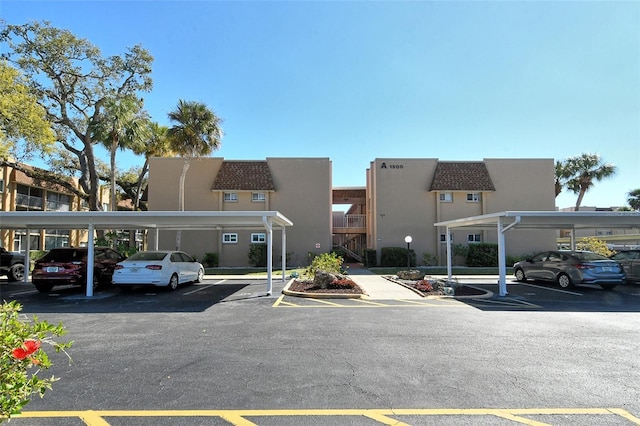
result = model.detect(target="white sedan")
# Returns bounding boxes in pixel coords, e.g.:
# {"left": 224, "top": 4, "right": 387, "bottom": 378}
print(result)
{"left": 113, "top": 251, "right": 204, "bottom": 290}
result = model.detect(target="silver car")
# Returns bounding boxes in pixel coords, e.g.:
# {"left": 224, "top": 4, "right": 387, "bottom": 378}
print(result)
{"left": 513, "top": 250, "right": 626, "bottom": 290}
{"left": 609, "top": 250, "right": 640, "bottom": 283}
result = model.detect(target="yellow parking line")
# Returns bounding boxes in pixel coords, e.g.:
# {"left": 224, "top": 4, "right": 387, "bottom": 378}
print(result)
{"left": 352, "top": 299, "right": 388, "bottom": 306}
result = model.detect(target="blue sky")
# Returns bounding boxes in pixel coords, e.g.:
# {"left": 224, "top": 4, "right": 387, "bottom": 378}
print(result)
{"left": 1, "top": 0, "right": 638, "bottom": 210}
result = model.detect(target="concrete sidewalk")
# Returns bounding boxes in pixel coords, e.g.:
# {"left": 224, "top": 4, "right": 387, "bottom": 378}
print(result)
{"left": 346, "top": 266, "right": 424, "bottom": 299}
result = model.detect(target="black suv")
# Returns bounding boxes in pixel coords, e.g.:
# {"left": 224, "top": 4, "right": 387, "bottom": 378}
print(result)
{"left": 31, "top": 247, "right": 125, "bottom": 293}
{"left": 0, "top": 247, "right": 26, "bottom": 282}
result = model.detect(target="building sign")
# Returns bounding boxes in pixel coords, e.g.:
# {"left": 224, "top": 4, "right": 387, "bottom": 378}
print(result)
{"left": 380, "top": 162, "right": 403, "bottom": 169}
{"left": 315, "top": 243, "right": 321, "bottom": 248}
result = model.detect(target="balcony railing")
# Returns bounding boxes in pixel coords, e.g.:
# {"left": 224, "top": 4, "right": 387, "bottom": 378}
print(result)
{"left": 333, "top": 214, "right": 366, "bottom": 229}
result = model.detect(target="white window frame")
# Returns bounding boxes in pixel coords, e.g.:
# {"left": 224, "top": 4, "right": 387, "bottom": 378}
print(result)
{"left": 439, "top": 192, "right": 453, "bottom": 203}
{"left": 440, "top": 233, "right": 453, "bottom": 243}
{"left": 466, "top": 193, "right": 481, "bottom": 202}
{"left": 467, "top": 234, "right": 482, "bottom": 243}
{"left": 251, "top": 233, "right": 266, "bottom": 243}
{"left": 224, "top": 192, "right": 238, "bottom": 202}
{"left": 252, "top": 192, "right": 266, "bottom": 202}
{"left": 222, "top": 233, "right": 238, "bottom": 244}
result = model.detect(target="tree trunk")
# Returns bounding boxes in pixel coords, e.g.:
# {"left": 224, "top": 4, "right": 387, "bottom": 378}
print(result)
{"left": 175, "top": 158, "right": 191, "bottom": 250}
{"left": 110, "top": 135, "right": 117, "bottom": 211}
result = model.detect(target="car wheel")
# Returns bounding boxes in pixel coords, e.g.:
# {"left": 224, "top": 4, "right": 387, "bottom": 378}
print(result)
{"left": 34, "top": 283, "right": 54, "bottom": 293}
{"left": 168, "top": 273, "right": 179, "bottom": 291}
{"left": 514, "top": 268, "right": 527, "bottom": 282}
{"left": 196, "top": 268, "right": 204, "bottom": 283}
{"left": 8, "top": 264, "right": 25, "bottom": 282}
{"left": 600, "top": 284, "right": 617, "bottom": 290}
{"left": 557, "top": 273, "right": 573, "bottom": 288}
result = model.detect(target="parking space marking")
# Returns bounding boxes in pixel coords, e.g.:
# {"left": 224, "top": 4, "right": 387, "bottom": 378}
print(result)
{"left": 273, "top": 295, "right": 474, "bottom": 308}
{"left": 519, "top": 282, "right": 583, "bottom": 296}
{"left": 12, "top": 407, "right": 640, "bottom": 425}
{"left": 182, "top": 280, "right": 227, "bottom": 295}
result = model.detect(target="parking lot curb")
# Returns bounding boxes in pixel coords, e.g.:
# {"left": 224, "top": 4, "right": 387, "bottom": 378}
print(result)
{"left": 385, "top": 276, "right": 494, "bottom": 300}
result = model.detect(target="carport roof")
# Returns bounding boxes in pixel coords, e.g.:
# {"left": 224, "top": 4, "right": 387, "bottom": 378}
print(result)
{"left": 434, "top": 210, "right": 640, "bottom": 230}
{"left": 0, "top": 210, "right": 293, "bottom": 231}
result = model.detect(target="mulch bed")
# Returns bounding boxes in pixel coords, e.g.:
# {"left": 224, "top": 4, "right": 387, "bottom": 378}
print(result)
{"left": 287, "top": 280, "right": 365, "bottom": 295}
{"left": 288, "top": 279, "right": 486, "bottom": 297}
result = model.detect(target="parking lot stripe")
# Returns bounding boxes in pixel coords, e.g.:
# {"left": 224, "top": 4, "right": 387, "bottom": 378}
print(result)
{"left": 13, "top": 408, "right": 640, "bottom": 424}
{"left": 520, "top": 282, "right": 583, "bottom": 296}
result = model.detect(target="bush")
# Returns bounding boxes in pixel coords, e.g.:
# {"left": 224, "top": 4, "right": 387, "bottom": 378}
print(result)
{"left": 305, "top": 252, "right": 343, "bottom": 279}
{"left": 202, "top": 252, "right": 219, "bottom": 267}
{"left": 363, "top": 249, "right": 377, "bottom": 267}
{"left": 0, "top": 301, "right": 72, "bottom": 421}
{"left": 247, "top": 244, "right": 267, "bottom": 267}
{"left": 422, "top": 252, "right": 438, "bottom": 266}
{"left": 381, "top": 247, "right": 415, "bottom": 267}
{"left": 466, "top": 243, "right": 498, "bottom": 267}
{"left": 576, "top": 237, "right": 614, "bottom": 257}
{"left": 328, "top": 278, "right": 357, "bottom": 290}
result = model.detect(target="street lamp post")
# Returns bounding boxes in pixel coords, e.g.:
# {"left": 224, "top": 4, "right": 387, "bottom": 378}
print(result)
{"left": 404, "top": 235, "right": 412, "bottom": 269}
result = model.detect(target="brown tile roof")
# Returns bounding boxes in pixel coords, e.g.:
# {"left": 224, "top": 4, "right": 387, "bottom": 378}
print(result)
{"left": 211, "top": 161, "right": 275, "bottom": 191}
{"left": 429, "top": 161, "right": 495, "bottom": 191}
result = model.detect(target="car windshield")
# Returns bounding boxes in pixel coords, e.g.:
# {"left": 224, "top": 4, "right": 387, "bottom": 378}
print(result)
{"left": 572, "top": 251, "right": 609, "bottom": 261}
{"left": 127, "top": 252, "right": 168, "bottom": 261}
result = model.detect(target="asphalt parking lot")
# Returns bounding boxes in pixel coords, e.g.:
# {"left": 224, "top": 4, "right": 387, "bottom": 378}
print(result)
{"left": 2, "top": 277, "right": 640, "bottom": 425}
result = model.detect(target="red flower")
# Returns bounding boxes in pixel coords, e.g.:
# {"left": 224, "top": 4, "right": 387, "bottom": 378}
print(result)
{"left": 12, "top": 347, "right": 29, "bottom": 360}
{"left": 12, "top": 339, "right": 41, "bottom": 360}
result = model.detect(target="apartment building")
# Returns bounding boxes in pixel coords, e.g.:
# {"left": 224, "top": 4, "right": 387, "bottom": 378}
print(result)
{"left": 366, "top": 158, "right": 557, "bottom": 264}
{"left": 147, "top": 157, "right": 557, "bottom": 267}
{"left": 0, "top": 163, "right": 91, "bottom": 251}
{"left": 148, "top": 157, "right": 333, "bottom": 267}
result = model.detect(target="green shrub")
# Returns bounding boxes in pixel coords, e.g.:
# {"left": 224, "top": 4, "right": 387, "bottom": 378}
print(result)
{"left": 466, "top": 243, "right": 498, "bottom": 267}
{"left": 304, "top": 252, "right": 343, "bottom": 279}
{"left": 381, "top": 247, "right": 415, "bottom": 267}
{"left": 422, "top": 252, "right": 438, "bottom": 266}
{"left": 1, "top": 301, "right": 72, "bottom": 421}
{"left": 363, "top": 249, "right": 377, "bottom": 267}
{"left": 248, "top": 244, "right": 268, "bottom": 267}
{"left": 202, "top": 252, "right": 219, "bottom": 267}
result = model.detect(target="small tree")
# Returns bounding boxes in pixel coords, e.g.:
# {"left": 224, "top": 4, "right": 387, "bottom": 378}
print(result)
{"left": 304, "top": 252, "right": 343, "bottom": 279}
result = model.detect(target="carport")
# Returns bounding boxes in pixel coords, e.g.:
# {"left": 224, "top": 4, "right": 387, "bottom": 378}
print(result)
{"left": 434, "top": 210, "right": 640, "bottom": 296}
{"left": 0, "top": 210, "right": 293, "bottom": 297}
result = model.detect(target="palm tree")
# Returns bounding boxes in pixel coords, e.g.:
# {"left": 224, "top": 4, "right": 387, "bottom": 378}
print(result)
{"left": 167, "top": 99, "right": 223, "bottom": 249}
{"left": 554, "top": 160, "right": 571, "bottom": 197}
{"left": 92, "top": 95, "right": 149, "bottom": 211}
{"left": 563, "top": 153, "right": 617, "bottom": 211}
{"left": 627, "top": 189, "right": 640, "bottom": 211}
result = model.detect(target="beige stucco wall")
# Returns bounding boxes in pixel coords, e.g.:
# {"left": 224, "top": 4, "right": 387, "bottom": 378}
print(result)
{"left": 148, "top": 157, "right": 332, "bottom": 267}
{"left": 367, "top": 158, "right": 557, "bottom": 266}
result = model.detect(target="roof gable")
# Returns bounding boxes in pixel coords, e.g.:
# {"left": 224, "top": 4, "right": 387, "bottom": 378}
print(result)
{"left": 429, "top": 161, "right": 495, "bottom": 191}
{"left": 211, "top": 161, "right": 275, "bottom": 191}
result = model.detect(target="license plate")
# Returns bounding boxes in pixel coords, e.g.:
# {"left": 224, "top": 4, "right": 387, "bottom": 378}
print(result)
{"left": 130, "top": 268, "right": 139, "bottom": 273}
{"left": 602, "top": 266, "right": 612, "bottom": 272}
{"left": 46, "top": 266, "right": 58, "bottom": 273}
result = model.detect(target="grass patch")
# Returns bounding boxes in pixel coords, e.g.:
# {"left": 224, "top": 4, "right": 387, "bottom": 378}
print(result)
{"left": 205, "top": 267, "right": 307, "bottom": 276}
{"left": 368, "top": 266, "right": 501, "bottom": 275}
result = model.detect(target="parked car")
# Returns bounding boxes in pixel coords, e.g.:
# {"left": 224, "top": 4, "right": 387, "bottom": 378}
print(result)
{"left": 31, "top": 247, "right": 126, "bottom": 293}
{"left": 0, "top": 246, "right": 26, "bottom": 282}
{"left": 513, "top": 250, "right": 626, "bottom": 290}
{"left": 112, "top": 250, "right": 204, "bottom": 291}
{"left": 609, "top": 250, "right": 640, "bottom": 283}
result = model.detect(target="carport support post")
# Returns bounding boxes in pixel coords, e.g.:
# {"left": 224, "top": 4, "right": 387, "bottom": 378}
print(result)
{"left": 281, "top": 228, "right": 286, "bottom": 282}
{"left": 497, "top": 218, "right": 508, "bottom": 296}
{"left": 24, "top": 228, "right": 30, "bottom": 284}
{"left": 263, "top": 217, "right": 273, "bottom": 295}
{"left": 445, "top": 227, "right": 453, "bottom": 281}
{"left": 86, "top": 224, "right": 95, "bottom": 297}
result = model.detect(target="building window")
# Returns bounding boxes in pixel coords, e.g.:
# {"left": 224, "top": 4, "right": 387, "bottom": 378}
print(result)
{"left": 466, "top": 193, "right": 481, "bottom": 202}
{"left": 45, "top": 229, "right": 70, "bottom": 250}
{"left": 440, "top": 234, "right": 453, "bottom": 243}
{"left": 46, "top": 192, "right": 71, "bottom": 212}
{"left": 467, "top": 234, "right": 482, "bottom": 243}
{"left": 597, "top": 230, "right": 613, "bottom": 236}
{"left": 223, "top": 233, "right": 238, "bottom": 243}
{"left": 252, "top": 192, "right": 266, "bottom": 202}
{"left": 0, "top": 179, "right": 4, "bottom": 193}
{"left": 439, "top": 192, "right": 453, "bottom": 202}
{"left": 224, "top": 192, "right": 238, "bottom": 202}
{"left": 251, "top": 233, "right": 266, "bottom": 243}
{"left": 15, "top": 184, "right": 43, "bottom": 210}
